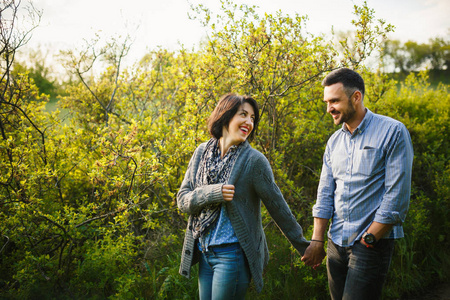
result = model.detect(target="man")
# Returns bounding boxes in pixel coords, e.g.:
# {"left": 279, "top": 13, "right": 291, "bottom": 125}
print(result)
{"left": 301, "top": 68, "right": 414, "bottom": 300}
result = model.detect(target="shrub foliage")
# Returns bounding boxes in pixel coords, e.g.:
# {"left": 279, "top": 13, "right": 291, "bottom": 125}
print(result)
{"left": 0, "top": 1, "right": 448, "bottom": 299}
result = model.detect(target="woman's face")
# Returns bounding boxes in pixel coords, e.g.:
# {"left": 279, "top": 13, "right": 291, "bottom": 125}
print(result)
{"left": 222, "top": 102, "right": 255, "bottom": 145}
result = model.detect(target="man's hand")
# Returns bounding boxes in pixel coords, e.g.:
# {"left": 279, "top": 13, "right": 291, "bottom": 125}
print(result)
{"left": 301, "top": 241, "right": 326, "bottom": 269}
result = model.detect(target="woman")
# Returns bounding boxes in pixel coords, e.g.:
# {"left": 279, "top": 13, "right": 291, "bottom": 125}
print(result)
{"left": 177, "top": 93, "right": 309, "bottom": 299}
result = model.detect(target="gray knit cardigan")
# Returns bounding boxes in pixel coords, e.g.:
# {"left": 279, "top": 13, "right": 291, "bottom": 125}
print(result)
{"left": 177, "top": 140, "right": 309, "bottom": 293}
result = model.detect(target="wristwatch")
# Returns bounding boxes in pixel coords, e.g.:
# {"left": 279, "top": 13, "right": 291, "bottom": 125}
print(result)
{"left": 363, "top": 232, "right": 377, "bottom": 245}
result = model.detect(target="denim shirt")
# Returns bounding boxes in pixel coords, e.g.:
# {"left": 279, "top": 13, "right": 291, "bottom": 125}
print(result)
{"left": 313, "top": 109, "right": 414, "bottom": 247}
{"left": 199, "top": 203, "right": 239, "bottom": 251}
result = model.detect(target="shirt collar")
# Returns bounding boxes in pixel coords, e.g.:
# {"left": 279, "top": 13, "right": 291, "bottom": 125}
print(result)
{"left": 342, "top": 108, "right": 373, "bottom": 135}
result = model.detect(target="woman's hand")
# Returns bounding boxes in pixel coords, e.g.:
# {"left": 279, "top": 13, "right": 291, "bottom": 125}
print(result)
{"left": 222, "top": 184, "right": 235, "bottom": 201}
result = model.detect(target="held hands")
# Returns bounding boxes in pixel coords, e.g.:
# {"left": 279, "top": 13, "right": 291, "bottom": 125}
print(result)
{"left": 222, "top": 184, "right": 235, "bottom": 201}
{"left": 301, "top": 241, "right": 326, "bottom": 270}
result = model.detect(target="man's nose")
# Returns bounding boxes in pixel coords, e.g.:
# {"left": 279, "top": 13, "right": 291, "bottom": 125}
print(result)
{"left": 327, "top": 103, "right": 333, "bottom": 113}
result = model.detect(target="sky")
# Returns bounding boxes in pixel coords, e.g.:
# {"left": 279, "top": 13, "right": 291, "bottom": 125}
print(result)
{"left": 19, "top": 0, "right": 450, "bottom": 66}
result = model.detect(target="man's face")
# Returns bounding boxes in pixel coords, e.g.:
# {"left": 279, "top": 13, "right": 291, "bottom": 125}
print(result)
{"left": 323, "top": 83, "right": 356, "bottom": 126}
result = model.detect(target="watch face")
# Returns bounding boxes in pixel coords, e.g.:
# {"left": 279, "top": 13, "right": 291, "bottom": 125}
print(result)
{"left": 364, "top": 234, "right": 376, "bottom": 244}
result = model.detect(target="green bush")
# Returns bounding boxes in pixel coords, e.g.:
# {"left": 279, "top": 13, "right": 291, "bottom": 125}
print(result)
{"left": 366, "top": 72, "right": 450, "bottom": 298}
{"left": 1, "top": 1, "right": 448, "bottom": 299}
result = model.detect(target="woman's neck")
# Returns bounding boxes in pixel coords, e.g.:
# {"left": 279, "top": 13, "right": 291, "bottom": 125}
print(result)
{"left": 218, "top": 137, "right": 234, "bottom": 159}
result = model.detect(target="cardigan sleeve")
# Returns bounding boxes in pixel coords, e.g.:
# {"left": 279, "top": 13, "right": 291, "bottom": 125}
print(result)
{"left": 252, "top": 153, "right": 310, "bottom": 255}
{"left": 177, "top": 145, "right": 225, "bottom": 216}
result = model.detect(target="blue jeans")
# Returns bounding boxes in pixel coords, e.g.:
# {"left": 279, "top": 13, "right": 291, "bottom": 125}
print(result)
{"left": 327, "top": 239, "right": 395, "bottom": 300}
{"left": 198, "top": 244, "right": 251, "bottom": 300}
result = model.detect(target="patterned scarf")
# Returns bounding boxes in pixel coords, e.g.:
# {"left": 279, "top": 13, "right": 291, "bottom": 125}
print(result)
{"left": 191, "top": 138, "right": 242, "bottom": 239}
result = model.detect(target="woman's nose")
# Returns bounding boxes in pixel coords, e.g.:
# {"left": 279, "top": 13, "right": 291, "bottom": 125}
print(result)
{"left": 245, "top": 117, "right": 253, "bottom": 128}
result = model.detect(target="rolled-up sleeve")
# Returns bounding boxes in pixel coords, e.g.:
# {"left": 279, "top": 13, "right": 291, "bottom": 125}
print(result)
{"left": 313, "top": 143, "right": 335, "bottom": 220}
{"left": 374, "top": 124, "right": 414, "bottom": 224}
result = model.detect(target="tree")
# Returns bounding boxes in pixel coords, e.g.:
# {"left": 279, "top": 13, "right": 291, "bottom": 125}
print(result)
{"left": 12, "top": 47, "right": 60, "bottom": 98}
{"left": 383, "top": 39, "right": 408, "bottom": 73}
{"left": 60, "top": 34, "right": 133, "bottom": 127}
{"left": 9, "top": 1, "right": 447, "bottom": 299}
{"left": 404, "top": 40, "right": 429, "bottom": 70}
{"left": 0, "top": 2, "right": 44, "bottom": 203}
{"left": 383, "top": 35, "right": 450, "bottom": 73}
{"left": 428, "top": 37, "right": 450, "bottom": 70}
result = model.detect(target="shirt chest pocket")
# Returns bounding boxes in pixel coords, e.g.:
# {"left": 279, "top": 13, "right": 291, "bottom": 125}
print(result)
{"left": 353, "top": 148, "right": 384, "bottom": 176}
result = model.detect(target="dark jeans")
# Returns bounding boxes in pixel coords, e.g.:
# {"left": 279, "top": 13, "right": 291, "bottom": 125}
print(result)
{"left": 327, "top": 239, "right": 395, "bottom": 300}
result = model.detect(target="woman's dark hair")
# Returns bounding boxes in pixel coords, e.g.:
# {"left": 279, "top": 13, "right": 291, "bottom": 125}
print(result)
{"left": 322, "top": 68, "right": 365, "bottom": 99}
{"left": 208, "top": 93, "right": 260, "bottom": 142}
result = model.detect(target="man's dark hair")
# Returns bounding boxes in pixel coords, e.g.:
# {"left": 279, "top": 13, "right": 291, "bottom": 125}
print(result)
{"left": 322, "top": 68, "right": 365, "bottom": 99}
{"left": 208, "top": 93, "right": 260, "bottom": 141}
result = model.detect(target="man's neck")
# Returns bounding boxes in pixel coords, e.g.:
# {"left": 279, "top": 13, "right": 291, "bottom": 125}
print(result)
{"left": 345, "top": 108, "right": 367, "bottom": 134}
